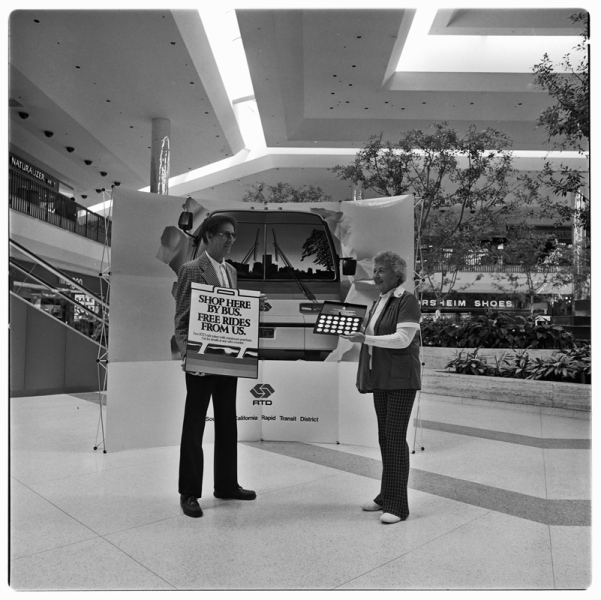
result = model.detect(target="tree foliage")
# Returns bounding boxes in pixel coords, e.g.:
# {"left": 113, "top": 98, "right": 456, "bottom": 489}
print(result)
{"left": 531, "top": 12, "right": 590, "bottom": 302}
{"left": 301, "top": 229, "right": 335, "bottom": 271}
{"left": 331, "top": 123, "right": 560, "bottom": 301}
{"left": 532, "top": 12, "right": 589, "bottom": 150}
{"left": 489, "top": 226, "right": 579, "bottom": 305}
{"left": 242, "top": 181, "right": 332, "bottom": 203}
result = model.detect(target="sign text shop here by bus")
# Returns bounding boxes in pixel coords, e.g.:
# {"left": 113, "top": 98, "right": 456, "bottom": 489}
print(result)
{"left": 185, "top": 283, "right": 261, "bottom": 379}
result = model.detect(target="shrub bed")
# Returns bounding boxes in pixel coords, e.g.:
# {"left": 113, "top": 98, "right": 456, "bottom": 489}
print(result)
{"left": 444, "top": 346, "right": 591, "bottom": 384}
{"left": 421, "top": 311, "right": 575, "bottom": 349}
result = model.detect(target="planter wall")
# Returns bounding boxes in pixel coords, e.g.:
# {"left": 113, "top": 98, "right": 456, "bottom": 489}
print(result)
{"left": 421, "top": 346, "right": 558, "bottom": 371}
{"left": 422, "top": 370, "right": 591, "bottom": 413}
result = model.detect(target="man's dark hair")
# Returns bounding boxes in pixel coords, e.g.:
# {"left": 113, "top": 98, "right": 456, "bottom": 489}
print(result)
{"left": 199, "top": 214, "right": 237, "bottom": 244}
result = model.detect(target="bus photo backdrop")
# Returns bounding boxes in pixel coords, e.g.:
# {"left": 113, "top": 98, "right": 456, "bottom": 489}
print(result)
{"left": 106, "top": 189, "right": 413, "bottom": 451}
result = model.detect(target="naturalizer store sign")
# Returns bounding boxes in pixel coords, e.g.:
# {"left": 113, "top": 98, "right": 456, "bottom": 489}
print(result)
{"left": 9, "top": 152, "right": 58, "bottom": 188}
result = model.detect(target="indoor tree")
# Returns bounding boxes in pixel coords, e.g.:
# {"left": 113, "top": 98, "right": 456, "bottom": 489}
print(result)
{"left": 331, "top": 123, "right": 561, "bottom": 303}
{"left": 532, "top": 11, "right": 590, "bottom": 303}
{"left": 241, "top": 181, "right": 332, "bottom": 203}
{"left": 488, "top": 226, "right": 576, "bottom": 313}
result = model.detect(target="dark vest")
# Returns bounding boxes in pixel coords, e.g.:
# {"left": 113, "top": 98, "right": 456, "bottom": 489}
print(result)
{"left": 356, "top": 292, "right": 421, "bottom": 392}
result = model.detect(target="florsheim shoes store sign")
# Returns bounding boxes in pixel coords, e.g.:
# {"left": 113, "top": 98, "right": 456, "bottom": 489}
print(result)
{"left": 420, "top": 294, "right": 522, "bottom": 311}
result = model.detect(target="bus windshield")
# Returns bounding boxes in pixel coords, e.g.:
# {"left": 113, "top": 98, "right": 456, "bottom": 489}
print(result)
{"left": 222, "top": 212, "right": 338, "bottom": 282}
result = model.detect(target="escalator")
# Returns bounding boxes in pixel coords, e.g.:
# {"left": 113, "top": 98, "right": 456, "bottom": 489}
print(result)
{"left": 9, "top": 238, "right": 109, "bottom": 396}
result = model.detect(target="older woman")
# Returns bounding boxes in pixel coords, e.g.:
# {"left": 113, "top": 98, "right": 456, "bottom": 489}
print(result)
{"left": 342, "top": 251, "right": 421, "bottom": 524}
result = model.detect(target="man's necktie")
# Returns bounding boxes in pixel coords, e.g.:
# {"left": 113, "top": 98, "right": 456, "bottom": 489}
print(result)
{"left": 220, "top": 264, "right": 230, "bottom": 288}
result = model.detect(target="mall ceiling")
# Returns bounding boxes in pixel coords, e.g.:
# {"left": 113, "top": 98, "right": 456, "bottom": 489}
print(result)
{"left": 8, "top": 7, "right": 586, "bottom": 209}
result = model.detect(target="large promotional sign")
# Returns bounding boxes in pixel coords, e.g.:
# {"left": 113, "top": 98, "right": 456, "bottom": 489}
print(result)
{"left": 185, "top": 283, "right": 260, "bottom": 378}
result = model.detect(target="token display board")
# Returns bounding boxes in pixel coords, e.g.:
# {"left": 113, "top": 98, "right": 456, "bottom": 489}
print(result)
{"left": 313, "top": 301, "right": 368, "bottom": 336}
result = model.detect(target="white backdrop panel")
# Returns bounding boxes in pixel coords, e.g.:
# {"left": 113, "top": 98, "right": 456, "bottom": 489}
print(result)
{"left": 258, "top": 361, "right": 339, "bottom": 443}
{"left": 107, "top": 361, "right": 186, "bottom": 452}
{"left": 107, "top": 361, "right": 265, "bottom": 451}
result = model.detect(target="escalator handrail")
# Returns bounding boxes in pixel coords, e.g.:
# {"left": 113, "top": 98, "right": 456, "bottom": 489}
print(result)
{"left": 9, "top": 291, "right": 107, "bottom": 351}
{"left": 9, "top": 238, "right": 109, "bottom": 310}
{"left": 10, "top": 258, "right": 107, "bottom": 325}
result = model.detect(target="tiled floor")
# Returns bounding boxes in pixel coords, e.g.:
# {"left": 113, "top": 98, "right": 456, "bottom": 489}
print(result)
{"left": 8, "top": 392, "right": 592, "bottom": 591}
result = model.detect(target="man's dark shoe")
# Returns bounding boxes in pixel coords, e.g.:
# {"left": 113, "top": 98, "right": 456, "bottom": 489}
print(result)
{"left": 214, "top": 485, "right": 256, "bottom": 501}
{"left": 180, "top": 495, "right": 203, "bottom": 518}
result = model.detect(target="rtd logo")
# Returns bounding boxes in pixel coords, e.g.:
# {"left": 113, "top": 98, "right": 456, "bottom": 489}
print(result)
{"left": 250, "top": 383, "right": 275, "bottom": 405}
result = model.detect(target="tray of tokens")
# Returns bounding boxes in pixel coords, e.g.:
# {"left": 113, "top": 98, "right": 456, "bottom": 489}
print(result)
{"left": 313, "top": 301, "right": 368, "bottom": 336}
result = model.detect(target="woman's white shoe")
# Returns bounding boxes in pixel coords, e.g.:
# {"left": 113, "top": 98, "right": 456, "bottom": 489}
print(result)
{"left": 380, "top": 512, "right": 402, "bottom": 524}
{"left": 360, "top": 500, "right": 383, "bottom": 511}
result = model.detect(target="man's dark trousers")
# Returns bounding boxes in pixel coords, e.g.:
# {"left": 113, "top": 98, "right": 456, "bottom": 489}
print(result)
{"left": 178, "top": 373, "right": 238, "bottom": 498}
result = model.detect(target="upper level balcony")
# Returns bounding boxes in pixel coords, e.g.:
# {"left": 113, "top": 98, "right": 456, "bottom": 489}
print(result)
{"left": 9, "top": 166, "right": 111, "bottom": 245}
{"left": 9, "top": 166, "right": 111, "bottom": 277}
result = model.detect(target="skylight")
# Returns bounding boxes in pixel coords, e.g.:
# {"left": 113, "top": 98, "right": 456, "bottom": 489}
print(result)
{"left": 396, "top": 9, "right": 581, "bottom": 73}
{"left": 199, "top": 6, "right": 266, "bottom": 148}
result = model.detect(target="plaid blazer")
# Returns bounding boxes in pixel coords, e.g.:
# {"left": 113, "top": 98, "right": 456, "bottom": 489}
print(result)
{"left": 174, "top": 251, "right": 238, "bottom": 358}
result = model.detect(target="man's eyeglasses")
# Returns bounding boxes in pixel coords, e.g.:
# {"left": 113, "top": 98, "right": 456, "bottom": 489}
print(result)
{"left": 216, "top": 231, "right": 237, "bottom": 241}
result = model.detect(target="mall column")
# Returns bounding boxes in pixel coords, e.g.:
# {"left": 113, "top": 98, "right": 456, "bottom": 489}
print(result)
{"left": 150, "top": 118, "right": 171, "bottom": 194}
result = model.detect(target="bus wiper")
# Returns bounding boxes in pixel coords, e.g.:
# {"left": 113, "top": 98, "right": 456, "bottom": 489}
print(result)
{"left": 239, "top": 227, "right": 260, "bottom": 266}
{"left": 271, "top": 230, "right": 317, "bottom": 302}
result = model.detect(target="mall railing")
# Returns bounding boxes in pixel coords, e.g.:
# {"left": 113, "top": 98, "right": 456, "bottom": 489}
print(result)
{"left": 9, "top": 168, "right": 111, "bottom": 245}
{"left": 417, "top": 260, "right": 565, "bottom": 274}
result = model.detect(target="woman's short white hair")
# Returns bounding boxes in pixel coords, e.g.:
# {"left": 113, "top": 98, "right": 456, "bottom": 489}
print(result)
{"left": 374, "top": 251, "right": 407, "bottom": 284}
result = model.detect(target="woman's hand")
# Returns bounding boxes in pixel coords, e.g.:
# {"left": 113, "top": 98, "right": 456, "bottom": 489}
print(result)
{"left": 340, "top": 332, "right": 366, "bottom": 344}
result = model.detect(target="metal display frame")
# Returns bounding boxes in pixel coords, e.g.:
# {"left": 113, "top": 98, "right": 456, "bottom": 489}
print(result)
{"left": 93, "top": 188, "right": 113, "bottom": 453}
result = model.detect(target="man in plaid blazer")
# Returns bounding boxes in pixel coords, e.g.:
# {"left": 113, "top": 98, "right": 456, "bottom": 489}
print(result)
{"left": 174, "top": 214, "right": 256, "bottom": 518}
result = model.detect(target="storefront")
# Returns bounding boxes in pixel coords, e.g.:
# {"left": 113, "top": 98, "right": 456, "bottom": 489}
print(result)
{"left": 419, "top": 292, "right": 571, "bottom": 321}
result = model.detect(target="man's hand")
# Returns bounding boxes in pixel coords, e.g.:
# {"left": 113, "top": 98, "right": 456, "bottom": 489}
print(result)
{"left": 259, "top": 294, "right": 271, "bottom": 312}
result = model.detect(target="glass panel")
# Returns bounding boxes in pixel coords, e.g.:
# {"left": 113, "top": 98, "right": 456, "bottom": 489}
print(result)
{"left": 265, "top": 224, "right": 336, "bottom": 281}
{"left": 226, "top": 224, "right": 265, "bottom": 280}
